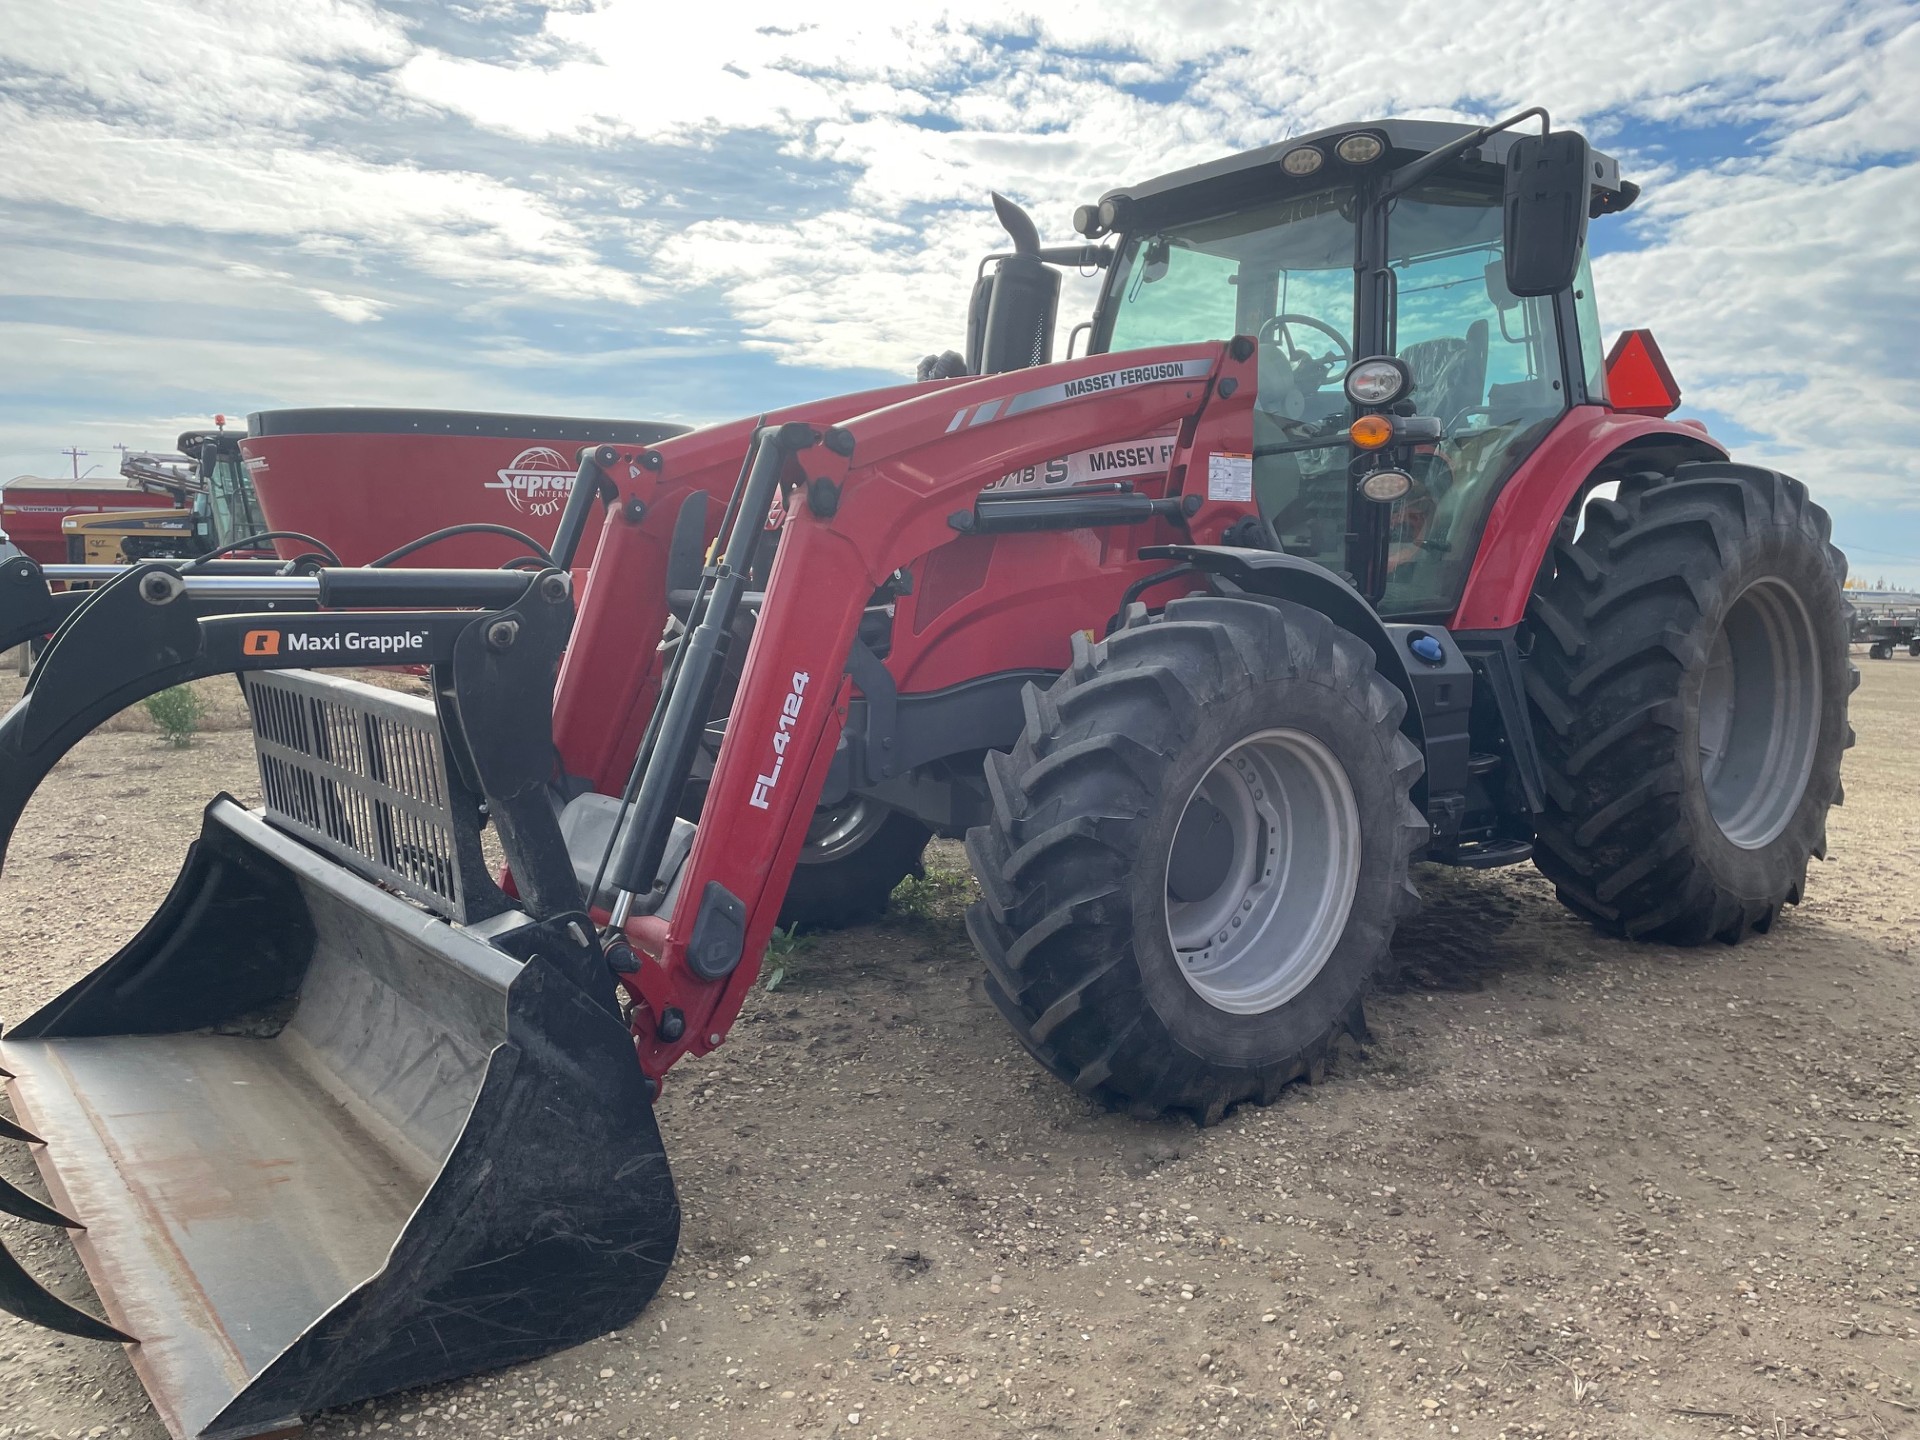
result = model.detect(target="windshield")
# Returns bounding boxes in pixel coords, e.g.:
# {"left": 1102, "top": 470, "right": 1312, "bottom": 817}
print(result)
{"left": 1107, "top": 189, "right": 1354, "bottom": 358}
{"left": 1096, "top": 175, "right": 1572, "bottom": 618}
{"left": 1105, "top": 189, "right": 1360, "bottom": 580}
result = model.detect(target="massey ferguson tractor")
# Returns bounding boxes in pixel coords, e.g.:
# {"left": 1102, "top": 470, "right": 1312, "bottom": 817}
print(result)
{"left": 0, "top": 112, "right": 1852, "bottom": 1439}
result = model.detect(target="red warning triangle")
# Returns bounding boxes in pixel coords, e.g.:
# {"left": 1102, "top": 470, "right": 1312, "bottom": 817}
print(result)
{"left": 1605, "top": 329, "right": 1681, "bottom": 417}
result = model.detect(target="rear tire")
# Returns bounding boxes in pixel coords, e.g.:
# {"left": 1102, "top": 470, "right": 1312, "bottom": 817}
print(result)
{"left": 1525, "top": 462, "right": 1854, "bottom": 944}
{"left": 777, "top": 803, "right": 930, "bottom": 930}
{"left": 965, "top": 596, "right": 1425, "bottom": 1124}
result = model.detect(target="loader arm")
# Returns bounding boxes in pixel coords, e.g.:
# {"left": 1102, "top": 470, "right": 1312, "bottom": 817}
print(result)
{"left": 616, "top": 341, "right": 1258, "bottom": 1077}
{"left": 555, "top": 382, "right": 956, "bottom": 793}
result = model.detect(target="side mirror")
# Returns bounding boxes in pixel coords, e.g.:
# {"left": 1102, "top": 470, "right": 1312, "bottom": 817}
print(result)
{"left": 1503, "top": 131, "right": 1590, "bottom": 297}
{"left": 1482, "top": 258, "right": 1519, "bottom": 312}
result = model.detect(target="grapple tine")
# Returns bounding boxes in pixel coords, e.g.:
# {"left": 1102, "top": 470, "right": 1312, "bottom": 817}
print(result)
{"left": 0, "top": 1171, "right": 81, "bottom": 1229}
{"left": 0, "top": 1111, "right": 42, "bottom": 1144}
{"left": 0, "top": 1235, "right": 133, "bottom": 1343}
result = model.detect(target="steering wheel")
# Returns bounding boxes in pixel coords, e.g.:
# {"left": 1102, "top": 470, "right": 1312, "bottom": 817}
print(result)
{"left": 1257, "top": 313, "right": 1353, "bottom": 367}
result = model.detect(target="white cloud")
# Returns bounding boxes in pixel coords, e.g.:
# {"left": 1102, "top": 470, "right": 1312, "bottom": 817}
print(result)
{"left": 0, "top": 0, "right": 408, "bottom": 131}
{"left": 305, "top": 288, "right": 389, "bottom": 323}
{"left": 1598, "top": 156, "right": 1920, "bottom": 504}
{"left": 0, "top": 100, "right": 646, "bottom": 303}
{"left": 1, "top": 0, "right": 1916, "bottom": 524}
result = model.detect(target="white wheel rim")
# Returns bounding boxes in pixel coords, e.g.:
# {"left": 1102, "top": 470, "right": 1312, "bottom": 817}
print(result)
{"left": 1163, "top": 728, "right": 1362, "bottom": 1015}
{"left": 1698, "top": 578, "right": 1822, "bottom": 850}
{"left": 798, "top": 798, "right": 887, "bottom": 865}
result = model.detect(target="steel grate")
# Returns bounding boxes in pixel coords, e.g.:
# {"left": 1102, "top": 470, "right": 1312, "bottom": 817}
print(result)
{"left": 243, "top": 669, "right": 473, "bottom": 916}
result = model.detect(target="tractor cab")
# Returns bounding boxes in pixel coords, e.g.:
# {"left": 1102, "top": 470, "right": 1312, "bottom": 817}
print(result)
{"left": 179, "top": 422, "right": 268, "bottom": 553}
{"left": 971, "top": 115, "right": 1632, "bottom": 617}
{"left": 1083, "top": 116, "right": 1627, "bottom": 616}
{"left": 60, "top": 419, "right": 270, "bottom": 564}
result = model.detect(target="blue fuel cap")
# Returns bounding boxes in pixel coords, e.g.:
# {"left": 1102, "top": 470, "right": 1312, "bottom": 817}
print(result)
{"left": 1408, "top": 632, "right": 1445, "bottom": 665}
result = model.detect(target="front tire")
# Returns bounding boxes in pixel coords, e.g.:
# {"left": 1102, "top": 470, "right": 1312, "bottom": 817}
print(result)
{"left": 1525, "top": 462, "right": 1854, "bottom": 944}
{"left": 777, "top": 803, "right": 930, "bottom": 930}
{"left": 965, "top": 596, "right": 1425, "bottom": 1124}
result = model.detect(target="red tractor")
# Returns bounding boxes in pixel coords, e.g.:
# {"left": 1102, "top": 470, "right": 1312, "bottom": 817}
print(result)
{"left": 0, "top": 112, "right": 1852, "bottom": 1439}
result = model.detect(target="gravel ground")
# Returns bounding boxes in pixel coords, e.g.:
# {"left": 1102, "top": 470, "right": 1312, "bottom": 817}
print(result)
{"left": 1, "top": 658, "right": 1916, "bottom": 1440}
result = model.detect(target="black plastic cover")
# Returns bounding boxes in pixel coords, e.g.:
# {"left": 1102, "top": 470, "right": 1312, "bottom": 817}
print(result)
{"left": 686, "top": 880, "right": 747, "bottom": 981}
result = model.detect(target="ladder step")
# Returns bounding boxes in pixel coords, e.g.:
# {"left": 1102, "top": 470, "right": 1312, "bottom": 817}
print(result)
{"left": 1449, "top": 837, "right": 1533, "bottom": 869}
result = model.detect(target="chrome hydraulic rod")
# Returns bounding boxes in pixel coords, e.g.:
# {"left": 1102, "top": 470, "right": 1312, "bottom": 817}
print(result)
{"left": 602, "top": 423, "right": 816, "bottom": 924}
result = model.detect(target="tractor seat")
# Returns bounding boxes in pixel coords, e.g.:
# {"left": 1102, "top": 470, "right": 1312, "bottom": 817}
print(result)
{"left": 1401, "top": 319, "right": 1488, "bottom": 429}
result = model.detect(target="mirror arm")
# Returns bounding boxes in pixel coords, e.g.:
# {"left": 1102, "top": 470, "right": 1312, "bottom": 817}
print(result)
{"left": 978, "top": 245, "right": 1113, "bottom": 274}
{"left": 1379, "top": 106, "right": 1549, "bottom": 203}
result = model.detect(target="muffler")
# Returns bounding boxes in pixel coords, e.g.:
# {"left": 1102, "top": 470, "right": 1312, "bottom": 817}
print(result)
{"left": 0, "top": 561, "right": 680, "bottom": 1439}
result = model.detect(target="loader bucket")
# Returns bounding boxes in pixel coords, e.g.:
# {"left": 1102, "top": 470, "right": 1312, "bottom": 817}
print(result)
{"left": 0, "top": 796, "right": 679, "bottom": 1439}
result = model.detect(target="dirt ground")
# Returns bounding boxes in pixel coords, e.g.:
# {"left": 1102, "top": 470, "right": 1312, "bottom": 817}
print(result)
{"left": 2, "top": 659, "right": 1916, "bottom": 1440}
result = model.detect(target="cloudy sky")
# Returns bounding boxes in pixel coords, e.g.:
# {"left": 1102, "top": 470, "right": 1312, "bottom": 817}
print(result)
{"left": 4, "top": 0, "right": 1917, "bottom": 584}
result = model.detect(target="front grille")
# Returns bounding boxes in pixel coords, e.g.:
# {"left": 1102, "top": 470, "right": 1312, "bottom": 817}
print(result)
{"left": 243, "top": 669, "right": 483, "bottom": 917}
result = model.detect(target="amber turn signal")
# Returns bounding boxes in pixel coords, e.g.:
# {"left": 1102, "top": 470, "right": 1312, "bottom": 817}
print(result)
{"left": 1349, "top": 414, "right": 1395, "bottom": 450}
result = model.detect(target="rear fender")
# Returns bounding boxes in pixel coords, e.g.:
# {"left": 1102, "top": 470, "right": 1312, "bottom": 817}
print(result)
{"left": 1450, "top": 407, "right": 1725, "bottom": 631}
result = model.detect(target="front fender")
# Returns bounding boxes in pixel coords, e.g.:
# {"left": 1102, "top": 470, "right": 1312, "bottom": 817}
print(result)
{"left": 1144, "top": 544, "right": 1423, "bottom": 754}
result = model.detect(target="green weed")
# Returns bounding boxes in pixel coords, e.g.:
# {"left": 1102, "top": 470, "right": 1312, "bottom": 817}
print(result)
{"left": 761, "top": 922, "right": 816, "bottom": 991}
{"left": 888, "top": 861, "right": 975, "bottom": 933}
{"left": 143, "top": 684, "right": 204, "bottom": 748}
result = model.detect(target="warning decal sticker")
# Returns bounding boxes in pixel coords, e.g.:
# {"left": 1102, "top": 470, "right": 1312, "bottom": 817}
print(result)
{"left": 1206, "top": 452, "right": 1253, "bottom": 503}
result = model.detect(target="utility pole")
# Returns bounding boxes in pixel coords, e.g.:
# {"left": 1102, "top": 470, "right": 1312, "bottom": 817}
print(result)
{"left": 112, "top": 443, "right": 132, "bottom": 468}
{"left": 61, "top": 447, "right": 88, "bottom": 480}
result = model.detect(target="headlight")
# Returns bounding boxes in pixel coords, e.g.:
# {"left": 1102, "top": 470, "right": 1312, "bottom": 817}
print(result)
{"left": 1335, "top": 132, "right": 1385, "bottom": 164}
{"left": 1280, "top": 146, "right": 1324, "bottom": 177}
{"left": 1358, "top": 468, "right": 1414, "bottom": 502}
{"left": 1343, "top": 355, "right": 1411, "bottom": 407}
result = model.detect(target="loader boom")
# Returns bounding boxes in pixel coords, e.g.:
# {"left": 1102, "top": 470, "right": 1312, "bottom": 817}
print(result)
{"left": 554, "top": 382, "right": 950, "bottom": 792}
{"left": 611, "top": 341, "right": 1256, "bottom": 1076}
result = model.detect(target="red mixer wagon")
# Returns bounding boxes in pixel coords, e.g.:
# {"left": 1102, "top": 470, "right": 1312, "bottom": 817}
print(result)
{"left": 240, "top": 407, "right": 688, "bottom": 566}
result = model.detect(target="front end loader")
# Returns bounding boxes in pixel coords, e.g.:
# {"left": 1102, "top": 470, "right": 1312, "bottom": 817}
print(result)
{"left": 0, "top": 556, "right": 678, "bottom": 1440}
{"left": 0, "top": 111, "right": 1853, "bottom": 1437}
